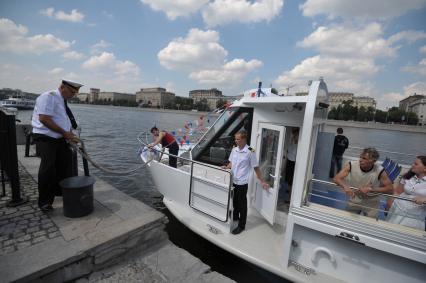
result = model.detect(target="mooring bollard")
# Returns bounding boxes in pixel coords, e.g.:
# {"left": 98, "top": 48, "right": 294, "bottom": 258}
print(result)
{"left": 60, "top": 176, "right": 95, "bottom": 218}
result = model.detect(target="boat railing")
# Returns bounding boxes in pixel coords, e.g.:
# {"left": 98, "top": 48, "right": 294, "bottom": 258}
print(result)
{"left": 138, "top": 130, "right": 233, "bottom": 222}
{"left": 345, "top": 146, "right": 417, "bottom": 160}
{"left": 306, "top": 178, "right": 425, "bottom": 222}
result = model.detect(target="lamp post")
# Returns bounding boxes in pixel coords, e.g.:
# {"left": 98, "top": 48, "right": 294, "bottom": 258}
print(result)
{"left": 385, "top": 107, "right": 389, "bottom": 123}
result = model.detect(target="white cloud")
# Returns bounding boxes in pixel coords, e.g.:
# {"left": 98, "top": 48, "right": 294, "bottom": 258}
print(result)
{"left": 190, "top": 59, "right": 262, "bottom": 84}
{"left": 82, "top": 52, "right": 140, "bottom": 76}
{"left": 420, "top": 45, "right": 426, "bottom": 53}
{"left": 48, "top": 67, "right": 64, "bottom": 75}
{"left": 40, "top": 7, "right": 55, "bottom": 18}
{"left": 402, "top": 58, "right": 426, "bottom": 76}
{"left": 404, "top": 81, "right": 426, "bottom": 96}
{"left": 202, "top": 0, "right": 284, "bottom": 27}
{"left": 90, "top": 40, "right": 111, "bottom": 54}
{"left": 158, "top": 28, "right": 262, "bottom": 87}
{"left": 62, "top": 51, "right": 84, "bottom": 60}
{"left": 40, "top": 7, "right": 84, "bottom": 23}
{"left": 387, "top": 30, "right": 426, "bottom": 44}
{"left": 300, "top": 0, "right": 426, "bottom": 20}
{"left": 297, "top": 23, "right": 397, "bottom": 58}
{"left": 0, "top": 18, "right": 71, "bottom": 54}
{"left": 140, "top": 0, "right": 209, "bottom": 20}
{"left": 275, "top": 22, "right": 426, "bottom": 99}
{"left": 376, "top": 92, "right": 406, "bottom": 110}
{"left": 158, "top": 28, "right": 227, "bottom": 71}
{"left": 274, "top": 55, "right": 376, "bottom": 95}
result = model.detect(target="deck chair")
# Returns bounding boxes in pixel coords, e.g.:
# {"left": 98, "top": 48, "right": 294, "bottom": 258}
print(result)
{"left": 378, "top": 158, "right": 402, "bottom": 220}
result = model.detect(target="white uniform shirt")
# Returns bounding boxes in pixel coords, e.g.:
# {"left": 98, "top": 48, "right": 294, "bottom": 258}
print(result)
{"left": 228, "top": 144, "right": 259, "bottom": 185}
{"left": 32, "top": 89, "right": 71, "bottom": 138}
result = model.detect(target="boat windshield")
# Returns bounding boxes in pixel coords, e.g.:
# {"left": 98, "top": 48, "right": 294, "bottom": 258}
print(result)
{"left": 191, "top": 107, "right": 253, "bottom": 166}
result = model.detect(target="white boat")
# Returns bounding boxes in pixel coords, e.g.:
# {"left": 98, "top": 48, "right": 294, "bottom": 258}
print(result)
{"left": 140, "top": 79, "right": 425, "bottom": 283}
{"left": 0, "top": 96, "right": 35, "bottom": 110}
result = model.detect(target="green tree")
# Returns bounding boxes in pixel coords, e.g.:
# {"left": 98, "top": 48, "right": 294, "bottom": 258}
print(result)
{"left": 406, "top": 111, "right": 419, "bottom": 125}
{"left": 374, "top": 109, "right": 387, "bottom": 123}
{"left": 327, "top": 107, "right": 338, "bottom": 119}
{"left": 216, "top": 98, "right": 227, "bottom": 109}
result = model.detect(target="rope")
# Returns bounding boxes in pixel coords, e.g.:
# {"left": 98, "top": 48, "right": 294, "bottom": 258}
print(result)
{"left": 68, "top": 139, "right": 151, "bottom": 175}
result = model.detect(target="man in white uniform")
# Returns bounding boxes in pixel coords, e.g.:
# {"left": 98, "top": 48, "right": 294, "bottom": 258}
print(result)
{"left": 222, "top": 131, "right": 269, "bottom": 234}
{"left": 32, "top": 79, "right": 82, "bottom": 211}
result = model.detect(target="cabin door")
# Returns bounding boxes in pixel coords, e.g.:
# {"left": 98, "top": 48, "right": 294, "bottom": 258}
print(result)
{"left": 253, "top": 123, "right": 286, "bottom": 225}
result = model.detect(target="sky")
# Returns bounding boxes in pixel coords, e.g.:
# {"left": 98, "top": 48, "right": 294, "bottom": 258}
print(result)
{"left": 0, "top": 0, "right": 425, "bottom": 109}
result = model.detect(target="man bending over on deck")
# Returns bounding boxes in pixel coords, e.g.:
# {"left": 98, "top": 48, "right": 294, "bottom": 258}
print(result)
{"left": 148, "top": 127, "right": 179, "bottom": 168}
{"left": 333, "top": 147, "right": 393, "bottom": 218}
{"left": 222, "top": 131, "right": 269, "bottom": 235}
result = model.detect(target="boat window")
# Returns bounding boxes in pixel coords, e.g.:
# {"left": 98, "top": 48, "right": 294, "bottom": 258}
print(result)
{"left": 303, "top": 130, "right": 426, "bottom": 234}
{"left": 192, "top": 108, "right": 253, "bottom": 166}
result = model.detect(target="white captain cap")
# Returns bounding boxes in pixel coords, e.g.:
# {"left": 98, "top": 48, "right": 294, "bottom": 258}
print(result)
{"left": 62, "top": 79, "right": 83, "bottom": 90}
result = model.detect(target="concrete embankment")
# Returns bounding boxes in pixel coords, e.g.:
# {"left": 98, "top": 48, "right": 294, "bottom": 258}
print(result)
{"left": 0, "top": 145, "right": 233, "bottom": 283}
{"left": 325, "top": 119, "right": 426, "bottom": 133}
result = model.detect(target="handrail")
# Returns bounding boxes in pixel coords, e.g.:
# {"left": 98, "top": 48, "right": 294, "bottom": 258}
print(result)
{"left": 347, "top": 146, "right": 416, "bottom": 158}
{"left": 137, "top": 130, "right": 230, "bottom": 173}
{"left": 310, "top": 178, "right": 421, "bottom": 203}
{"left": 138, "top": 130, "right": 234, "bottom": 222}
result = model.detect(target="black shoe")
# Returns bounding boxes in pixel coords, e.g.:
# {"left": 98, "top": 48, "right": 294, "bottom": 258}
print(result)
{"left": 40, "top": 204, "right": 53, "bottom": 212}
{"left": 231, "top": 226, "right": 245, "bottom": 235}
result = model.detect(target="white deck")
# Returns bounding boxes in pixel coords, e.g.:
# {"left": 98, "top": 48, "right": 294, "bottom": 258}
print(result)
{"left": 163, "top": 198, "right": 290, "bottom": 277}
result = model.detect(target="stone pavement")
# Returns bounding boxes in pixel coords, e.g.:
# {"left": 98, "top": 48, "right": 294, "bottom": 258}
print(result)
{"left": 0, "top": 164, "right": 61, "bottom": 256}
{"left": 80, "top": 242, "right": 234, "bottom": 283}
{"left": 0, "top": 145, "right": 234, "bottom": 282}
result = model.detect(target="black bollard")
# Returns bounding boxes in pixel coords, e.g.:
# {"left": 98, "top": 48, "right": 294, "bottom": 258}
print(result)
{"left": 60, "top": 176, "right": 95, "bottom": 218}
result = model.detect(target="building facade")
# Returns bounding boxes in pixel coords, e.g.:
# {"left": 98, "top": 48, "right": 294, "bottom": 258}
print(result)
{"left": 135, "top": 87, "right": 175, "bottom": 107}
{"left": 353, "top": 96, "right": 376, "bottom": 109}
{"left": 329, "top": 92, "right": 354, "bottom": 109}
{"left": 399, "top": 94, "right": 426, "bottom": 125}
{"left": 399, "top": 94, "right": 424, "bottom": 112}
{"left": 189, "top": 88, "right": 224, "bottom": 110}
{"left": 89, "top": 88, "right": 100, "bottom": 103}
{"left": 98, "top": 92, "right": 135, "bottom": 102}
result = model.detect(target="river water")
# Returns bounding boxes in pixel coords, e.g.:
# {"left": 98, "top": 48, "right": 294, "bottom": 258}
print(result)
{"left": 17, "top": 104, "right": 425, "bottom": 282}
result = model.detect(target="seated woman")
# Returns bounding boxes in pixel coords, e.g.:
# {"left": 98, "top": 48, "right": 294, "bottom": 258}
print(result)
{"left": 387, "top": 156, "right": 426, "bottom": 230}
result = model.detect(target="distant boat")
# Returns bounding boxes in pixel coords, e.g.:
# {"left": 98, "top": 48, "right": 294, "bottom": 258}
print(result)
{"left": 0, "top": 97, "right": 35, "bottom": 110}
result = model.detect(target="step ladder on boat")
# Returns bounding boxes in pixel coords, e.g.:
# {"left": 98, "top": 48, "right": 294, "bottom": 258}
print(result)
{"left": 188, "top": 162, "right": 233, "bottom": 222}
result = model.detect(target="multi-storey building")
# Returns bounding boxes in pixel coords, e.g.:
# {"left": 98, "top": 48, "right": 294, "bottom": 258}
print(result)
{"left": 189, "top": 88, "right": 224, "bottom": 110}
{"left": 399, "top": 94, "right": 426, "bottom": 125}
{"left": 353, "top": 96, "right": 376, "bottom": 109}
{"left": 135, "top": 87, "right": 175, "bottom": 107}
{"left": 329, "top": 92, "right": 354, "bottom": 109}
{"left": 399, "top": 94, "right": 424, "bottom": 112}
{"left": 98, "top": 92, "right": 135, "bottom": 102}
{"left": 89, "top": 88, "right": 100, "bottom": 103}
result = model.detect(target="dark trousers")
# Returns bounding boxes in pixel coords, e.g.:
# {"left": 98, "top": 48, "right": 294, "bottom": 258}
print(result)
{"left": 285, "top": 160, "right": 295, "bottom": 186}
{"left": 233, "top": 183, "right": 248, "bottom": 229}
{"left": 329, "top": 154, "right": 343, "bottom": 178}
{"left": 168, "top": 142, "right": 179, "bottom": 168}
{"left": 35, "top": 135, "right": 73, "bottom": 208}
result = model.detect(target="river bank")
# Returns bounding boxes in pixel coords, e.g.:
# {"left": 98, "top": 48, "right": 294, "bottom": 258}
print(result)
{"left": 325, "top": 119, "right": 426, "bottom": 133}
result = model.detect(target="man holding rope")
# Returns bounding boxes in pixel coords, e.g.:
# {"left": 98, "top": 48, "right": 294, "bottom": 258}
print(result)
{"left": 31, "top": 79, "right": 82, "bottom": 212}
{"left": 148, "top": 126, "right": 179, "bottom": 168}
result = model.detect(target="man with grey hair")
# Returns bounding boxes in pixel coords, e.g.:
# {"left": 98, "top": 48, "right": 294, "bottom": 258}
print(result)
{"left": 333, "top": 147, "right": 393, "bottom": 218}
